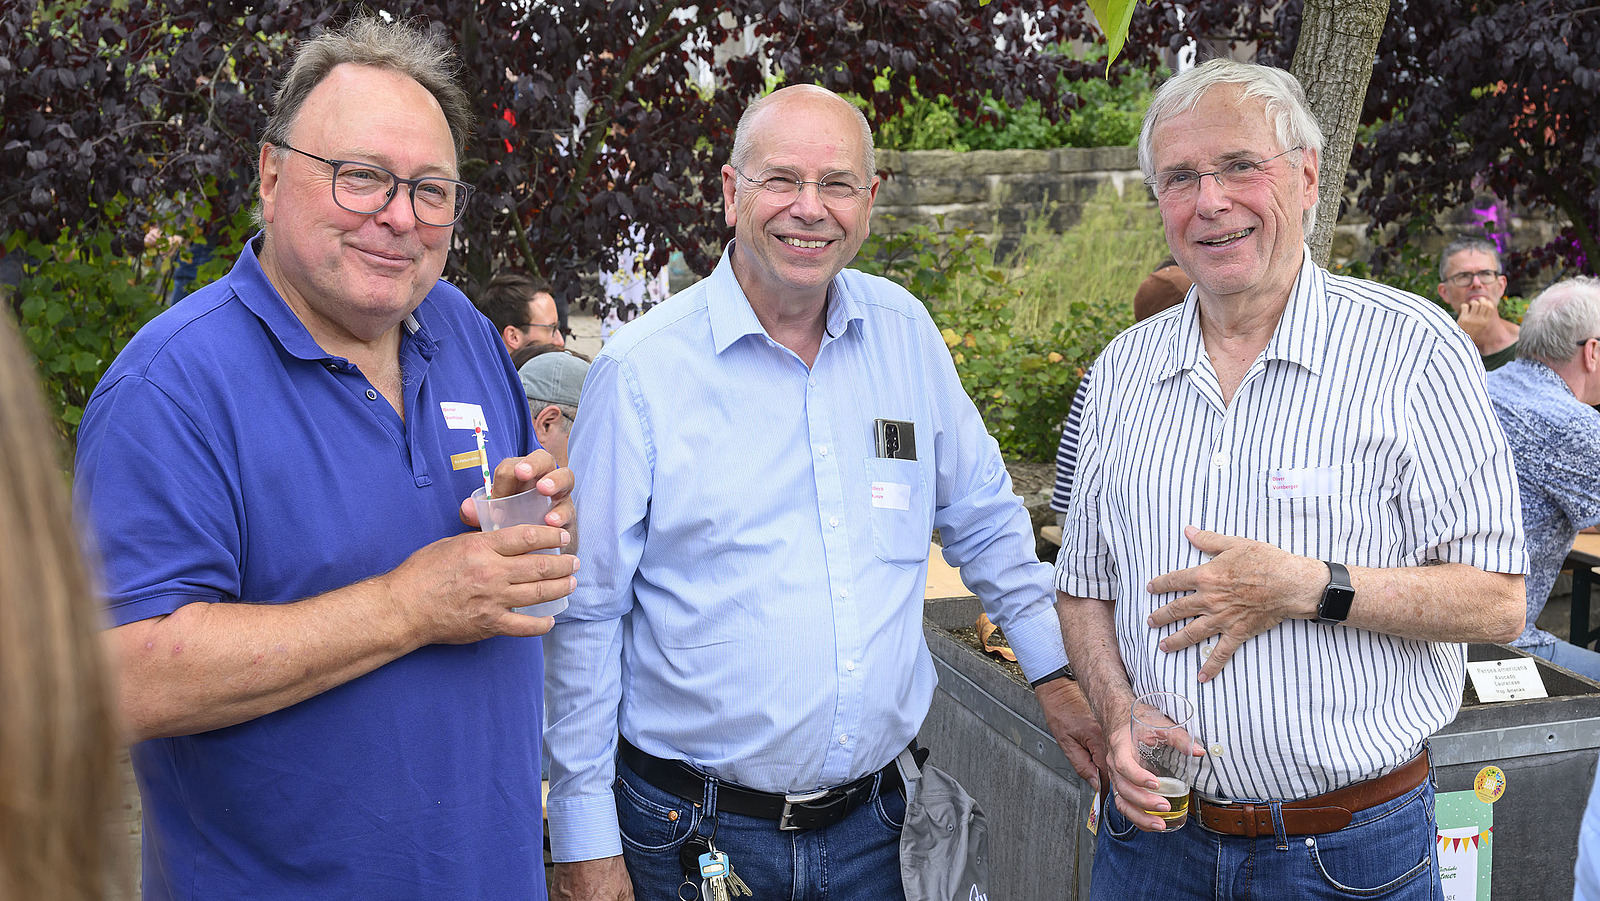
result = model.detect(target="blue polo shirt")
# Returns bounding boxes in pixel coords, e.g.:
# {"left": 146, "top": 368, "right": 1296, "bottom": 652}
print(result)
{"left": 74, "top": 237, "right": 546, "bottom": 900}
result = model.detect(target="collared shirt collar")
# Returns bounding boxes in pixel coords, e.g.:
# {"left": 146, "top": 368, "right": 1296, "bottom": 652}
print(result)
{"left": 707, "top": 241, "right": 865, "bottom": 355}
{"left": 1154, "top": 245, "right": 1326, "bottom": 382}
{"left": 233, "top": 233, "right": 431, "bottom": 363}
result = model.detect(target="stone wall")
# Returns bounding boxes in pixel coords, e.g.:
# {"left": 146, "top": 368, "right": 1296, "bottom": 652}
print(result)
{"left": 870, "top": 146, "right": 1565, "bottom": 291}
{"left": 872, "top": 147, "right": 1145, "bottom": 258}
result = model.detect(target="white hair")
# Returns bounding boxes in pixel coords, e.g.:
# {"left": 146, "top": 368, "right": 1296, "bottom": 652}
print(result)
{"left": 1139, "top": 59, "right": 1324, "bottom": 231}
{"left": 1520, "top": 276, "right": 1600, "bottom": 365}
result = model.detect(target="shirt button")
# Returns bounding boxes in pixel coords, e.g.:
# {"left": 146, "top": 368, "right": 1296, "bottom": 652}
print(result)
{"left": 365, "top": 389, "right": 378, "bottom": 401}
{"left": 809, "top": 378, "right": 817, "bottom": 387}
{"left": 1201, "top": 646, "right": 1212, "bottom": 658}
{"left": 839, "top": 735, "right": 849, "bottom": 745}
{"left": 845, "top": 660, "right": 856, "bottom": 672}
{"left": 819, "top": 445, "right": 829, "bottom": 456}
{"left": 838, "top": 588, "right": 850, "bottom": 598}
{"left": 1210, "top": 744, "right": 1226, "bottom": 757}
{"left": 829, "top": 516, "right": 840, "bottom": 528}
{"left": 1212, "top": 452, "right": 1228, "bottom": 468}
{"left": 326, "top": 363, "right": 338, "bottom": 372}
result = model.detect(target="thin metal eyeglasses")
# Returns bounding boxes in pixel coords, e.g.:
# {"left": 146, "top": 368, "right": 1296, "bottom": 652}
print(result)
{"left": 1144, "top": 146, "right": 1305, "bottom": 199}
{"left": 273, "top": 142, "right": 475, "bottom": 227}
{"left": 734, "top": 168, "right": 872, "bottom": 210}
{"left": 1445, "top": 269, "right": 1504, "bottom": 287}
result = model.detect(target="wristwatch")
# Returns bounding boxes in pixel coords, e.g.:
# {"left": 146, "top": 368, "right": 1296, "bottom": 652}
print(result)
{"left": 1029, "top": 662, "right": 1077, "bottom": 689}
{"left": 1316, "top": 561, "right": 1355, "bottom": 624}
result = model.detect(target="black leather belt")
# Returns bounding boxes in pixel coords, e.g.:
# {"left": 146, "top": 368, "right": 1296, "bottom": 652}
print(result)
{"left": 618, "top": 737, "right": 911, "bottom": 831}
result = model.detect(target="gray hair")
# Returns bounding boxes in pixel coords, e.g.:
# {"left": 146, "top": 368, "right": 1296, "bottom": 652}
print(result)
{"left": 1438, "top": 236, "right": 1503, "bottom": 280}
{"left": 1519, "top": 276, "right": 1600, "bottom": 366}
{"left": 260, "top": 15, "right": 473, "bottom": 163}
{"left": 729, "top": 84, "right": 876, "bottom": 178}
{"left": 1138, "top": 59, "right": 1324, "bottom": 232}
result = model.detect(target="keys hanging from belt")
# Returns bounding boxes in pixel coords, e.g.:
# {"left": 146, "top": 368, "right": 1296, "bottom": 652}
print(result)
{"left": 698, "top": 840, "right": 751, "bottom": 900}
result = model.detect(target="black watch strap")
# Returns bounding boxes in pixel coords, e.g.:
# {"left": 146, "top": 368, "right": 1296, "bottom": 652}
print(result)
{"left": 1316, "top": 560, "right": 1356, "bottom": 624}
{"left": 1029, "top": 662, "right": 1076, "bottom": 689}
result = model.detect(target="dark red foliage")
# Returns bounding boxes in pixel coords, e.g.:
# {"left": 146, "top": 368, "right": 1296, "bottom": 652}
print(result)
{"left": 0, "top": 1, "right": 1097, "bottom": 299}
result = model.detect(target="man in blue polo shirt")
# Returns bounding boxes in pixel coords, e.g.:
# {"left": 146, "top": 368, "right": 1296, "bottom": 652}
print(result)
{"left": 73, "top": 17, "right": 574, "bottom": 900}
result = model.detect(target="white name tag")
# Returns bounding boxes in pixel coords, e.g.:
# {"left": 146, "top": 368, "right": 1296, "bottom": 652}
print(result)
{"left": 439, "top": 401, "right": 487, "bottom": 430}
{"left": 871, "top": 481, "right": 912, "bottom": 511}
{"left": 1266, "top": 466, "right": 1340, "bottom": 498}
{"left": 1465, "top": 658, "right": 1548, "bottom": 702}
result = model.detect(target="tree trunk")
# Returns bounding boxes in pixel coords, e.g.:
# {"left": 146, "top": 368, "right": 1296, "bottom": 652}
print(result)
{"left": 1291, "top": 0, "right": 1389, "bottom": 268}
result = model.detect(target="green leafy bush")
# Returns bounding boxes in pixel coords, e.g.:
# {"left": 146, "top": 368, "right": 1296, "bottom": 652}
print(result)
{"left": 858, "top": 186, "right": 1166, "bottom": 462}
{"left": 874, "top": 65, "right": 1155, "bottom": 152}
{"left": 5, "top": 200, "right": 252, "bottom": 447}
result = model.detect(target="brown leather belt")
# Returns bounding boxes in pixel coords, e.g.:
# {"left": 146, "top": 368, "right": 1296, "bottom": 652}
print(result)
{"left": 1195, "top": 749, "right": 1430, "bottom": 837}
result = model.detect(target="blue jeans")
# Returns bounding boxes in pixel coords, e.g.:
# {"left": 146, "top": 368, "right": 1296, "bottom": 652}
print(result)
{"left": 1090, "top": 772, "right": 1441, "bottom": 900}
{"left": 614, "top": 757, "right": 907, "bottom": 901}
{"left": 1527, "top": 639, "right": 1600, "bottom": 683}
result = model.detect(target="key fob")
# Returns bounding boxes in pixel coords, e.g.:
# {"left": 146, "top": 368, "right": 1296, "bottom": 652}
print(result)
{"left": 679, "top": 836, "right": 712, "bottom": 879}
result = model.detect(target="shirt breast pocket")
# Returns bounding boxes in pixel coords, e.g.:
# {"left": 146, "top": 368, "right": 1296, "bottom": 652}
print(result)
{"left": 865, "top": 456, "right": 932, "bottom": 566}
{"left": 1261, "top": 461, "right": 1389, "bottom": 559}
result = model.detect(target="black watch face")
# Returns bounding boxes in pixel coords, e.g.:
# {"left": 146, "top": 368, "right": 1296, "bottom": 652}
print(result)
{"left": 1320, "top": 585, "right": 1355, "bottom": 621}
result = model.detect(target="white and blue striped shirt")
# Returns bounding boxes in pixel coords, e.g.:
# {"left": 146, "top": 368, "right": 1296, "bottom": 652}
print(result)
{"left": 1056, "top": 250, "right": 1525, "bottom": 801}
{"left": 547, "top": 246, "right": 1066, "bottom": 861}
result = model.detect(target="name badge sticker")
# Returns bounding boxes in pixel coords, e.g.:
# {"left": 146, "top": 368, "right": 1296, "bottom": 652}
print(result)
{"left": 440, "top": 401, "right": 487, "bottom": 430}
{"left": 871, "top": 481, "right": 912, "bottom": 511}
{"left": 1266, "top": 466, "right": 1340, "bottom": 498}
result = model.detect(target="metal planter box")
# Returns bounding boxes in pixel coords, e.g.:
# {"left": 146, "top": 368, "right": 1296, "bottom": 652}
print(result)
{"left": 921, "top": 595, "right": 1600, "bottom": 901}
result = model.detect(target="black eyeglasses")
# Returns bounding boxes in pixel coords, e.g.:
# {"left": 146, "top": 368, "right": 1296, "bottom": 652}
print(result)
{"left": 274, "top": 142, "right": 475, "bottom": 227}
{"left": 1445, "top": 269, "right": 1504, "bottom": 287}
{"left": 521, "top": 321, "right": 562, "bottom": 340}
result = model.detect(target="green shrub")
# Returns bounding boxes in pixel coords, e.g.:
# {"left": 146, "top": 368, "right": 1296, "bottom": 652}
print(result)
{"left": 5, "top": 199, "right": 251, "bottom": 447}
{"left": 873, "top": 64, "right": 1156, "bottom": 152}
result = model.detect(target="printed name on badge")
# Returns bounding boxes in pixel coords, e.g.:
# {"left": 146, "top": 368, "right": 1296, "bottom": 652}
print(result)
{"left": 871, "top": 481, "right": 912, "bottom": 511}
{"left": 439, "top": 401, "right": 487, "bottom": 430}
{"left": 1266, "top": 466, "right": 1340, "bottom": 498}
{"left": 450, "top": 450, "right": 486, "bottom": 471}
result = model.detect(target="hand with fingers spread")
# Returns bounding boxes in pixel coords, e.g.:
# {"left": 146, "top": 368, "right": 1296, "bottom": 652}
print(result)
{"left": 1145, "top": 525, "right": 1323, "bottom": 681}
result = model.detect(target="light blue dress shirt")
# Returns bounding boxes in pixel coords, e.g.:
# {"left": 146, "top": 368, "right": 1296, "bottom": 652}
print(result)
{"left": 546, "top": 245, "right": 1067, "bottom": 862}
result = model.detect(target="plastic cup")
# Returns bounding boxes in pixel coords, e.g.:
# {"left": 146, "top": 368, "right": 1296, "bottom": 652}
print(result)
{"left": 471, "top": 485, "right": 567, "bottom": 618}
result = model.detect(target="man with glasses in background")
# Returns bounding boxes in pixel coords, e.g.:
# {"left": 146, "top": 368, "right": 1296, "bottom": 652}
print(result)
{"left": 545, "top": 83, "right": 1103, "bottom": 900}
{"left": 477, "top": 269, "right": 567, "bottom": 353}
{"left": 73, "top": 17, "right": 574, "bottom": 900}
{"left": 1055, "top": 59, "right": 1524, "bottom": 900}
{"left": 1438, "top": 236, "right": 1519, "bottom": 369}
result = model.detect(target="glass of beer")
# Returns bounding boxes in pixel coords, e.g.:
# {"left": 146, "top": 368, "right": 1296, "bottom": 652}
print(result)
{"left": 1130, "top": 691, "right": 1199, "bottom": 830}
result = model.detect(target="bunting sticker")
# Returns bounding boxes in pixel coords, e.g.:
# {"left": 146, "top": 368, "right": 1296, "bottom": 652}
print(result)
{"left": 1438, "top": 826, "right": 1494, "bottom": 852}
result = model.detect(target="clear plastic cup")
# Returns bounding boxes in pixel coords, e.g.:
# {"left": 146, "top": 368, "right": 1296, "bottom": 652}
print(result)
{"left": 471, "top": 485, "right": 567, "bottom": 618}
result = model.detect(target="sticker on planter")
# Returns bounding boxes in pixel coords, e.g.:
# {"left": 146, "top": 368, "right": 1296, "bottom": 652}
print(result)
{"left": 1465, "top": 658, "right": 1547, "bottom": 702}
{"left": 1474, "top": 766, "right": 1506, "bottom": 804}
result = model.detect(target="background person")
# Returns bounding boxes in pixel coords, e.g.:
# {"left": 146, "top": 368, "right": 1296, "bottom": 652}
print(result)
{"left": 1056, "top": 59, "right": 1524, "bottom": 901}
{"left": 73, "top": 17, "right": 574, "bottom": 900}
{"left": 477, "top": 269, "right": 565, "bottom": 353}
{"left": 1486, "top": 276, "right": 1600, "bottom": 680}
{"left": 545, "top": 83, "right": 1101, "bottom": 901}
{"left": 520, "top": 349, "right": 590, "bottom": 469}
{"left": 1438, "top": 236, "right": 1519, "bottom": 369}
{"left": 0, "top": 314, "right": 126, "bottom": 901}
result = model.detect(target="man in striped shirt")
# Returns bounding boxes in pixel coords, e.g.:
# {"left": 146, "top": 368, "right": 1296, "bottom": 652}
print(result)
{"left": 1055, "top": 59, "right": 1526, "bottom": 900}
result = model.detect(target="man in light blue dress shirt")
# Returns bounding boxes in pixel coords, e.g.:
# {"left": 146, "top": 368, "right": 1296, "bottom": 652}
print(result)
{"left": 545, "top": 84, "right": 1103, "bottom": 900}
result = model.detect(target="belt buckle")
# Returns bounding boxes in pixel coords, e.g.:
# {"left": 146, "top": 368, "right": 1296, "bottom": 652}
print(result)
{"left": 778, "top": 789, "right": 830, "bottom": 831}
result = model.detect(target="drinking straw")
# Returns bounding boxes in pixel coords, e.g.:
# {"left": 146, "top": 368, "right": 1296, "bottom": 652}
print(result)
{"left": 474, "top": 423, "right": 493, "bottom": 498}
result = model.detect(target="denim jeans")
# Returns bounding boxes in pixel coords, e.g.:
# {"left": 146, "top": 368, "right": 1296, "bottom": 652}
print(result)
{"left": 1090, "top": 771, "right": 1441, "bottom": 900}
{"left": 614, "top": 757, "right": 907, "bottom": 901}
{"left": 1527, "top": 639, "right": 1600, "bottom": 683}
